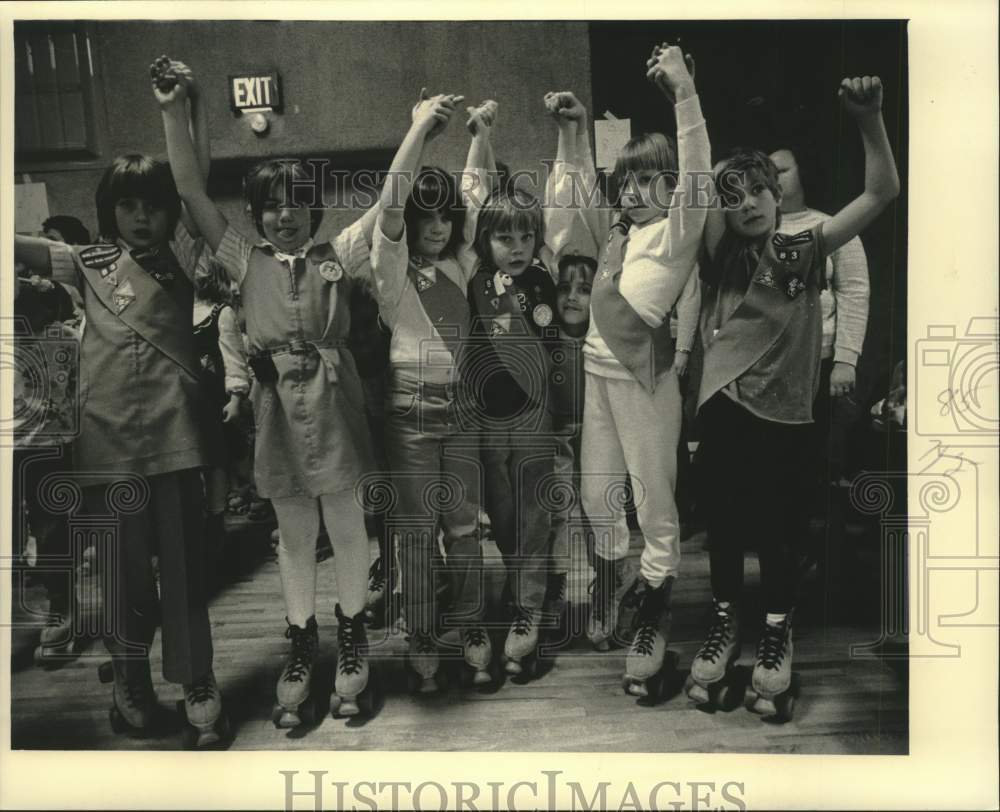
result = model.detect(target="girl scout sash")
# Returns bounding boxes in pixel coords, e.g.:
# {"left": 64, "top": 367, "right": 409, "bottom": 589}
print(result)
{"left": 697, "top": 226, "right": 825, "bottom": 412}
{"left": 75, "top": 243, "right": 200, "bottom": 381}
{"left": 407, "top": 254, "right": 470, "bottom": 361}
{"left": 590, "top": 220, "right": 675, "bottom": 393}
{"left": 468, "top": 265, "right": 554, "bottom": 406}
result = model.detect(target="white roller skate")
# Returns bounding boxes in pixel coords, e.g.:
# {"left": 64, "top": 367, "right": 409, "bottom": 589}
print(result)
{"left": 181, "top": 669, "right": 231, "bottom": 748}
{"left": 744, "top": 613, "right": 797, "bottom": 722}
{"left": 622, "top": 577, "right": 678, "bottom": 702}
{"left": 686, "top": 600, "right": 741, "bottom": 710}
{"left": 462, "top": 626, "right": 493, "bottom": 687}
{"left": 587, "top": 555, "right": 637, "bottom": 651}
{"left": 273, "top": 616, "right": 319, "bottom": 728}
{"left": 503, "top": 609, "right": 540, "bottom": 679}
{"left": 406, "top": 631, "right": 440, "bottom": 694}
{"left": 331, "top": 604, "right": 376, "bottom": 718}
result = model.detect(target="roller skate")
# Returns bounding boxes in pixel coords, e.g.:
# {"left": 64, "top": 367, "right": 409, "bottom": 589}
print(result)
{"left": 364, "top": 557, "right": 400, "bottom": 628}
{"left": 462, "top": 626, "right": 493, "bottom": 687}
{"left": 686, "top": 600, "right": 742, "bottom": 710}
{"left": 503, "top": 609, "right": 540, "bottom": 680}
{"left": 98, "top": 655, "right": 176, "bottom": 737}
{"left": 330, "top": 604, "right": 376, "bottom": 718}
{"left": 622, "top": 577, "right": 678, "bottom": 702}
{"left": 33, "top": 599, "right": 80, "bottom": 666}
{"left": 272, "top": 616, "right": 319, "bottom": 728}
{"left": 181, "top": 669, "right": 231, "bottom": 748}
{"left": 744, "top": 613, "right": 797, "bottom": 722}
{"left": 406, "top": 631, "right": 440, "bottom": 694}
{"left": 587, "top": 555, "right": 637, "bottom": 651}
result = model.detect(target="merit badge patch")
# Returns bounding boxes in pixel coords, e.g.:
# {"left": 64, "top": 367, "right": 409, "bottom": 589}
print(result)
{"left": 415, "top": 272, "right": 435, "bottom": 292}
{"left": 784, "top": 274, "right": 806, "bottom": 299}
{"left": 777, "top": 249, "right": 800, "bottom": 263}
{"left": 112, "top": 279, "right": 136, "bottom": 314}
{"left": 80, "top": 244, "right": 122, "bottom": 271}
{"left": 532, "top": 303, "right": 553, "bottom": 327}
{"left": 490, "top": 320, "right": 507, "bottom": 337}
{"left": 754, "top": 267, "right": 778, "bottom": 289}
{"left": 493, "top": 271, "right": 513, "bottom": 296}
{"left": 318, "top": 260, "right": 344, "bottom": 282}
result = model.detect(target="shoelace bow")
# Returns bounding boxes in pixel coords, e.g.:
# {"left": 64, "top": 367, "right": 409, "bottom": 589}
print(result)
{"left": 283, "top": 626, "right": 317, "bottom": 683}
{"left": 338, "top": 619, "right": 364, "bottom": 675}
{"left": 699, "top": 611, "right": 733, "bottom": 663}
{"left": 757, "top": 624, "right": 788, "bottom": 670}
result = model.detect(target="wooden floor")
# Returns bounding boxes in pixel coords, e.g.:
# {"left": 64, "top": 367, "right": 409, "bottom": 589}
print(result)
{"left": 8, "top": 518, "right": 907, "bottom": 753}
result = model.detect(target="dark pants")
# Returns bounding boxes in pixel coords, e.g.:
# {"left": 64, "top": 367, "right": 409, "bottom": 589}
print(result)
{"left": 13, "top": 447, "right": 73, "bottom": 612}
{"left": 698, "top": 394, "right": 812, "bottom": 613}
{"left": 385, "top": 375, "right": 485, "bottom": 634}
{"left": 480, "top": 401, "right": 555, "bottom": 614}
{"left": 86, "top": 469, "right": 213, "bottom": 684}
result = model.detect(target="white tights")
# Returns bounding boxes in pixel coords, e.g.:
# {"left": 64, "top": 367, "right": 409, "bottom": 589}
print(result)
{"left": 271, "top": 491, "right": 369, "bottom": 627}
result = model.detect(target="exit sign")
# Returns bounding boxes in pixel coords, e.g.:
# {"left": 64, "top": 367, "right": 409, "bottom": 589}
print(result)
{"left": 229, "top": 71, "right": 282, "bottom": 113}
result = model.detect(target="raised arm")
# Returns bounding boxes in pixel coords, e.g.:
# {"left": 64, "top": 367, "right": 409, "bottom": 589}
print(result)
{"left": 378, "top": 89, "right": 461, "bottom": 242}
{"left": 156, "top": 74, "right": 228, "bottom": 253}
{"left": 462, "top": 99, "right": 498, "bottom": 211}
{"left": 821, "top": 77, "right": 900, "bottom": 254}
{"left": 647, "top": 44, "right": 710, "bottom": 271}
{"left": 14, "top": 235, "right": 55, "bottom": 275}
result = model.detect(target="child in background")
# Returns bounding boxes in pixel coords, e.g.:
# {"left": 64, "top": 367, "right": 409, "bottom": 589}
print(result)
{"left": 545, "top": 254, "right": 597, "bottom": 621}
{"left": 544, "top": 43, "right": 710, "bottom": 701}
{"left": 13, "top": 61, "right": 228, "bottom": 747}
{"left": 192, "top": 257, "right": 250, "bottom": 577}
{"left": 688, "top": 77, "right": 899, "bottom": 719}
{"left": 369, "top": 94, "right": 504, "bottom": 691}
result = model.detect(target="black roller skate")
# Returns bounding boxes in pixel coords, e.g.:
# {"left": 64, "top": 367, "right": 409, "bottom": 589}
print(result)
{"left": 461, "top": 626, "right": 493, "bottom": 687}
{"left": 622, "top": 577, "right": 678, "bottom": 702}
{"left": 503, "top": 609, "right": 541, "bottom": 680}
{"left": 98, "top": 655, "right": 177, "bottom": 737}
{"left": 744, "top": 613, "right": 798, "bottom": 722}
{"left": 180, "top": 669, "right": 231, "bottom": 748}
{"left": 273, "top": 616, "right": 319, "bottom": 728}
{"left": 587, "top": 555, "right": 638, "bottom": 651}
{"left": 686, "top": 600, "right": 742, "bottom": 710}
{"left": 406, "top": 630, "right": 441, "bottom": 694}
{"left": 330, "top": 604, "right": 376, "bottom": 718}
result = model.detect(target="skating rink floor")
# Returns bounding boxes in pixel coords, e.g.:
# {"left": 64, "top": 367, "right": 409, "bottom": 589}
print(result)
{"left": 8, "top": 518, "right": 907, "bottom": 753}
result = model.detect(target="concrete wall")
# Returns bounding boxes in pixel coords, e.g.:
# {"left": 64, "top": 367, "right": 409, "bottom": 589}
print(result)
{"left": 17, "top": 20, "right": 593, "bottom": 240}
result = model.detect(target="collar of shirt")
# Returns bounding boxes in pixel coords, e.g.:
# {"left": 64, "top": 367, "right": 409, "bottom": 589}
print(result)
{"left": 259, "top": 238, "right": 315, "bottom": 267}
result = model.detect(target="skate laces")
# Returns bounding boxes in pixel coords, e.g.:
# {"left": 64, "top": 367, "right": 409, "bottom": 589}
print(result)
{"left": 186, "top": 671, "right": 217, "bottom": 705}
{"left": 699, "top": 609, "right": 734, "bottom": 663}
{"left": 511, "top": 612, "right": 534, "bottom": 636}
{"left": 757, "top": 622, "right": 789, "bottom": 670}
{"left": 411, "top": 631, "right": 436, "bottom": 654}
{"left": 337, "top": 615, "right": 365, "bottom": 676}
{"left": 367, "top": 558, "right": 385, "bottom": 593}
{"left": 284, "top": 622, "right": 318, "bottom": 683}
{"left": 464, "top": 627, "right": 488, "bottom": 648}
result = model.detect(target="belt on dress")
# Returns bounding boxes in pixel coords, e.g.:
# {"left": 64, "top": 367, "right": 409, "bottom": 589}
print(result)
{"left": 249, "top": 339, "right": 346, "bottom": 383}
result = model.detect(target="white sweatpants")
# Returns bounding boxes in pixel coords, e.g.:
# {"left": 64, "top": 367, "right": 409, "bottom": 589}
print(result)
{"left": 580, "top": 370, "right": 682, "bottom": 586}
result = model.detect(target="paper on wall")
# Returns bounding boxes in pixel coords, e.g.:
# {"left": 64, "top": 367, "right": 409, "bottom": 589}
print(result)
{"left": 594, "top": 117, "right": 632, "bottom": 170}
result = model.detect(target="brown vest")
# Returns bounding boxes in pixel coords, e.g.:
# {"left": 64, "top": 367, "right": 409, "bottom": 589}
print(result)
{"left": 698, "top": 225, "right": 827, "bottom": 423}
{"left": 590, "top": 221, "right": 675, "bottom": 393}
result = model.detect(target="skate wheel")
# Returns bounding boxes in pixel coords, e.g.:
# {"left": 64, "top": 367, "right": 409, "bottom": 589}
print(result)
{"left": 471, "top": 667, "right": 492, "bottom": 687}
{"left": 685, "top": 675, "right": 710, "bottom": 706}
{"left": 503, "top": 657, "right": 522, "bottom": 676}
{"left": 98, "top": 660, "right": 114, "bottom": 683}
{"left": 272, "top": 704, "right": 301, "bottom": 729}
{"left": 622, "top": 676, "right": 648, "bottom": 698}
